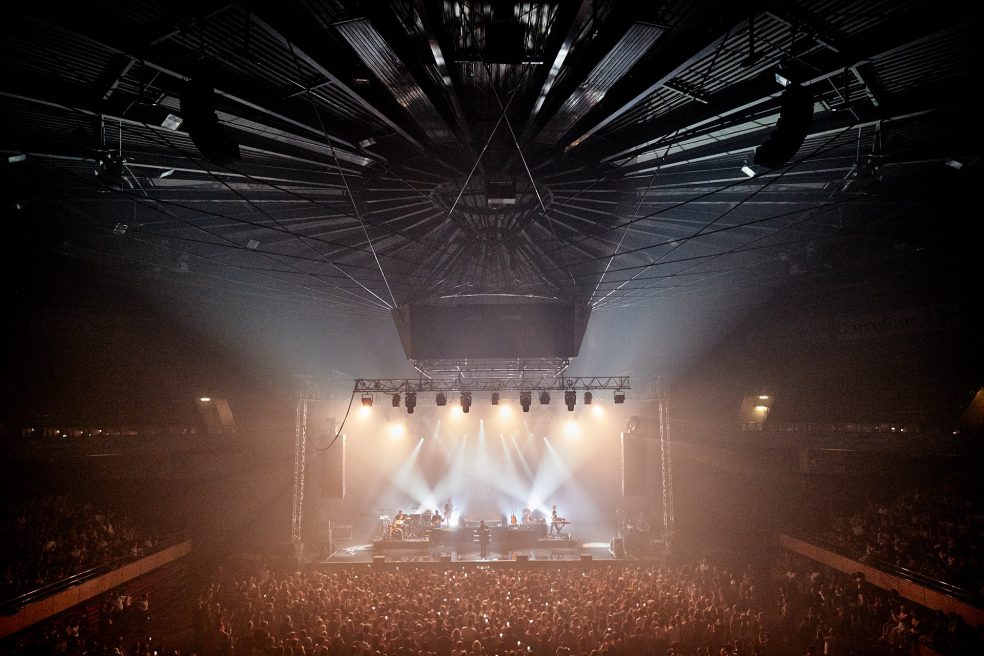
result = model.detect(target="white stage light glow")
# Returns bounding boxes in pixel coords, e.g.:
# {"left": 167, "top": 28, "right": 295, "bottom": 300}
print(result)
{"left": 388, "top": 422, "right": 405, "bottom": 438}
{"left": 451, "top": 405, "right": 463, "bottom": 418}
{"left": 592, "top": 405, "right": 604, "bottom": 417}
{"left": 563, "top": 421, "right": 580, "bottom": 438}
{"left": 359, "top": 406, "right": 371, "bottom": 417}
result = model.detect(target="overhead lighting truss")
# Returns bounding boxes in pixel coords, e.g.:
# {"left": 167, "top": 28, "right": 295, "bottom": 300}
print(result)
{"left": 410, "top": 358, "right": 572, "bottom": 379}
{"left": 353, "top": 376, "right": 630, "bottom": 395}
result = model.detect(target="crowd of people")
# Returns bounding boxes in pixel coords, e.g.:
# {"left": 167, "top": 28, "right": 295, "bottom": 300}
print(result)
{"left": 1, "top": 587, "right": 168, "bottom": 656}
{"left": 194, "top": 563, "right": 792, "bottom": 656}
{"left": 814, "top": 482, "right": 984, "bottom": 594}
{"left": 4, "top": 556, "right": 981, "bottom": 656}
{"left": 0, "top": 495, "right": 161, "bottom": 599}
{"left": 775, "top": 553, "right": 983, "bottom": 655}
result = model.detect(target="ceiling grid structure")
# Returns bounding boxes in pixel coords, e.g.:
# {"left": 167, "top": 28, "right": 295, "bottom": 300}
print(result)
{"left": 0, "top": 0, "right": 979, "bottom": 318}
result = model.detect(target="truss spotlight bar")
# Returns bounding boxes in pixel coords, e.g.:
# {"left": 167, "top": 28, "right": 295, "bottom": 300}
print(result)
{"left": 564, "top": 390, "right": 576, "bottom": 411}
{"left": 361, "top": 393, "right": 374, "bottom": 407}
{"left": 392, "top": 394, "right": 401, "bottom": 408}
{"left": 614, "top": 390, "right": 625, "bottom": 404}
{"left": 584, "top": 391, "right": 593, "bottom": 405}
{"left": 520, "top": 391, "right": 532, "bottom": 412}
{"left": 405, "top": 392, "right": 416, "bottom": 414}
{"left": 539, "top": 391, "right": 550, "bottom": 405}
{"left": 436, "top": 392, "right": 447, "bottom": 407}
{"left": 460, "top": 392, "right": 472, "bottom": 414}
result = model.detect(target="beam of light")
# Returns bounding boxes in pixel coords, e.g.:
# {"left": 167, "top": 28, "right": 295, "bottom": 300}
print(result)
{"left": 495, "top": 433, "right": 531, "bottom": 516}
{"left": 509, "top": 433, "right": 534, "bottom": 479}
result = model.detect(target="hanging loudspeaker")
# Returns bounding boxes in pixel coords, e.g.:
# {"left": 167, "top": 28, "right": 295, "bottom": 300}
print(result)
{"left": 621, "top": 433, "right": 647, "bottom": 496}
{"left": 753, "top": 84, "right": 813, "bottom": 169}
{"left": 180, "top": 74, "right": 241, "bottom": 165}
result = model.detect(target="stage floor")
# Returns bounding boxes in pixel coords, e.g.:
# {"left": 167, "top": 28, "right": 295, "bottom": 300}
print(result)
{"left": 325, "top": 538, "right": 617, "bottom": 563}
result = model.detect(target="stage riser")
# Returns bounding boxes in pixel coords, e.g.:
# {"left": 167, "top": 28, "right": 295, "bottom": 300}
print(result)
{"left": 373, "top": 531, "right": 574, "bottom": 552}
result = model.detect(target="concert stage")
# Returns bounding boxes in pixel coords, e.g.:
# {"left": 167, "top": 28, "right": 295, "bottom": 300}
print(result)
{"left": 373, "top": 525, "right": 574, "bottom": 552}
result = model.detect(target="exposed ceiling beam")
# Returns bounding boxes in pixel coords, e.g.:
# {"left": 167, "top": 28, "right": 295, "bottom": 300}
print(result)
{"left": 563, "top": 8, "right": 767, "bottom": 153}
{"left": 248, "top": 13, "right": 426, "bottom": 153}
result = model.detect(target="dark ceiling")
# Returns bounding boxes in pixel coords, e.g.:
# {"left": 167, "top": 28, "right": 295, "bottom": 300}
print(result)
{"left": 0, "top": 1, "right": 980, "bottom": 363}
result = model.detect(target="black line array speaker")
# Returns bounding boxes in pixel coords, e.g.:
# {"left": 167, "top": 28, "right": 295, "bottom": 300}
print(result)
{"left": 321, "top": 429, "right": 346, "bottom": 499}
{"left": 621, "top": 433, "right": 647, "bottom": 496}
{"left": 753, "top": 84, "right": 813, "bottom": 169}
{"left": 197, "top": 397, "right": 236, "bottom": 434}
{"left": 181, "top": 73, "right": 241, "bottom": 165}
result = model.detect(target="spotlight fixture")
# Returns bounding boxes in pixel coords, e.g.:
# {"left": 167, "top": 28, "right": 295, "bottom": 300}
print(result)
{"left": 491, "top": 392, "right": 500, "bottom": 406}
{"left": 539, "top": 391, "right": 550, "bottom": 405}
{"left": 520, "top": 391, "right": 532, "bottom": 413}
{"left": 564, "top": 390, "right": 576, "bottom": 412}
{"left": 436, "top": 392, "right": 447, "bottom": 406}
{"left": 392, "top": 393, "right": 401, "bottom": 408}
{"left": 361, "top": 394, "right": 374, "bottom": 407}
{"left": 405, "top": 391, "right": 417, "bottom": 414}
{"left": 460, "top": 392, "right": 472, "bottom": 414}
{"left": 584, "top": 391, "right": 593, "bottom": 405}
{"left": 614, "top": 390, "right": 625, "bottom": 404}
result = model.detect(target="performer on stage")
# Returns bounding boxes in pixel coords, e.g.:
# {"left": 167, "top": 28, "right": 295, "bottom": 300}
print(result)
{"left": 391, "top": 509, "right": 407, "bottom": 540}
{"left": 550, "top": 504, "right": 568, "bottom": 535}
{"left": 443, "top": 498, "right": 453, "bottom": 527}
{"left": 431, "top": 509, "right": 443, "bottom": 528}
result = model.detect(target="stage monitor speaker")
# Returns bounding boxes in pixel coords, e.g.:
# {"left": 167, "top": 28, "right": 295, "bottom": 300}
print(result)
{"left": 621, "top": 433, "right": 647, "bottom": 496}
{"left": 181, "top": 75, "right": 241, "bottom": 165}
{"left": 321, "top": 432, "right": 346, "bottom": 499}
{"left": 753, "top": 84, "right": 813, "bottom": 169}
{"left": 439, "top": 554, "right": 452, "bottom": 563}
{"left": 372, "top": 555, "right": 386, "bottom": 565}
{"left": 515, "top": 554, "right": 529, "bottom": 562}
{"left": 580, "top": 554, "right": 593, "bottom": 561}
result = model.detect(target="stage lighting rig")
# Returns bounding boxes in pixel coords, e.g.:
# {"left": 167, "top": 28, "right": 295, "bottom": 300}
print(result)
{"left": 351, "top": 376, "right": 630, "bottom": 413}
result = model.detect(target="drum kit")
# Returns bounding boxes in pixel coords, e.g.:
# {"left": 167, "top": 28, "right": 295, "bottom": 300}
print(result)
{"left": 379, "top": 508, "right": 429, "bottom": 540}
